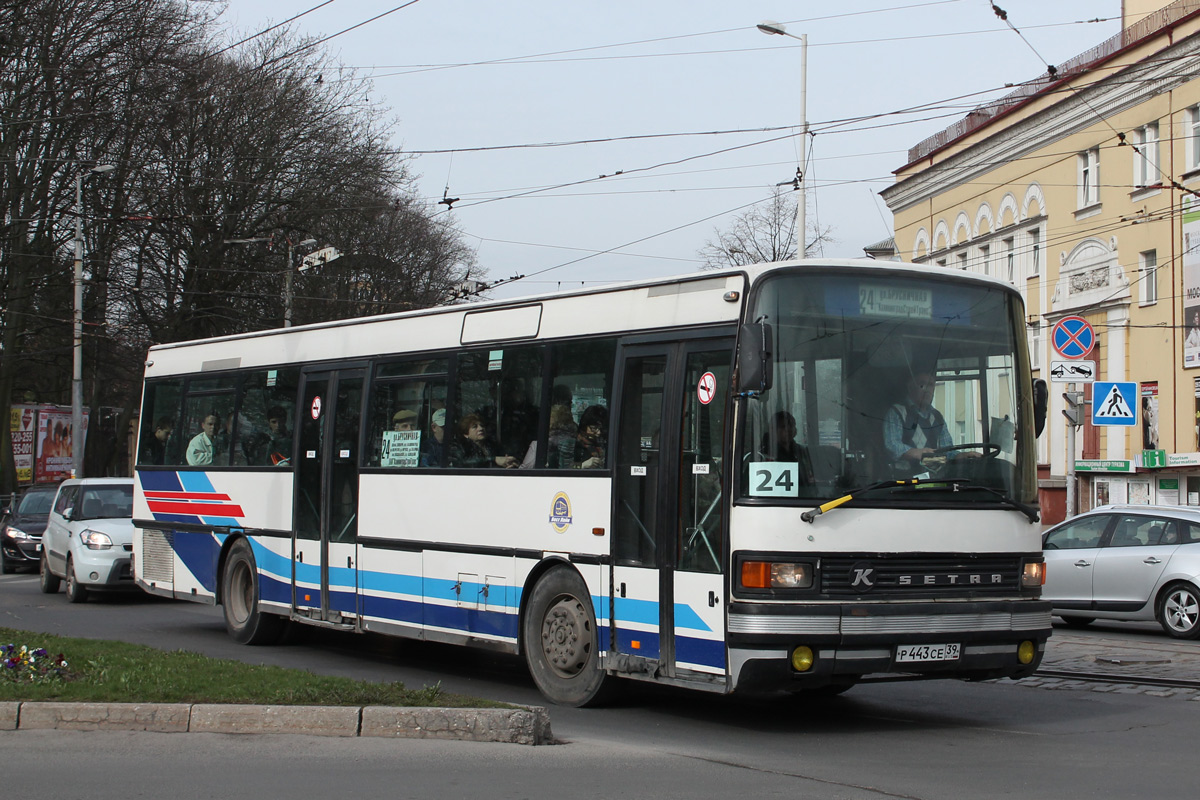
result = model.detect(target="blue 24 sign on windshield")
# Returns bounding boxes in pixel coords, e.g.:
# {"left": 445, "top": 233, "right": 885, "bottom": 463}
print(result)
{"left": 1051, "top": 316, "right": 1095, "bottom": 359}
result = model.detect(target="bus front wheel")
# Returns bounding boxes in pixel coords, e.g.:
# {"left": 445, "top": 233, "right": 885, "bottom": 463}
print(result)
{"left": 523, "top": 567, "right": 611, "bottom": 707}
{"left": 222, "top": 539, "right": 285, "bottom": 645}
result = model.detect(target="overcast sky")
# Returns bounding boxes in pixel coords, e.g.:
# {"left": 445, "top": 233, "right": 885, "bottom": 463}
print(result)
{"left": 218, "top": 0, "right": 1121, "bottom": 299}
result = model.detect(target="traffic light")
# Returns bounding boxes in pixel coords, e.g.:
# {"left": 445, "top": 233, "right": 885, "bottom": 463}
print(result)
{"left": 1062, "top": 391, "right": 1084, "bottom": 427}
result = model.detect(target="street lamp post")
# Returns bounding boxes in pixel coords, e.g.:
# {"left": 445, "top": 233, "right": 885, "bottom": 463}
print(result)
{"left": 284, "top": 237, "right": 317, "bottom": 327}
{"left": 757, "top": 21, "right": 808, "bottom": 258}
{"left": 72, "top": 163, "right": 114, "bottom": 479}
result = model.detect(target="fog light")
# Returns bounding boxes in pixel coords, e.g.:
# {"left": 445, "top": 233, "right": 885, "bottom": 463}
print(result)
{"left": 1017, "top": 640, "right": 1036, "bottom": 665}
{"left": 89, "top": 572, "right": 99, "bottom": 581}
{"left": 791, "top": 646, "right": 815, "bottom": 672}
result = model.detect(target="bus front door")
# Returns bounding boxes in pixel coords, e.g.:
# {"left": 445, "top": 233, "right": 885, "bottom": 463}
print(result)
{"left": 611, "top": 340, "right": 731, "bottom": 685}
{"left": 295, "top": 368, "right": 364, "bottom": 625}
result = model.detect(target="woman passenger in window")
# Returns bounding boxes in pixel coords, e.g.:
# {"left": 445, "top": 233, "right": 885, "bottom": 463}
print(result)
{"left": 560, "top": 404, "right": 607, "bottom": 469}
{"left": 451, "top": 413, "right": 517, "bottom": 469}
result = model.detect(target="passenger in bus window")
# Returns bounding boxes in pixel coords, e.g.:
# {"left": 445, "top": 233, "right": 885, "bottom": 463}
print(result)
{"left": 558, "top": 404, "right": 607, "bottom": 469}
{"left": 883, "top": 371, "right": 968, "bottom": 468}
{"left": 392, "top": 409, "right": 418, "bottom": 431}
{"left": 266, "top": 406, "right": 293, "bottom": 465}
{"left": 186, "top": 414, "right": 218, "bottom": 466}
{"left": 761, "top": 411, "right": 814, "bottom": 484}
{"left": 420, "top": 408, "right": 447, "bottom": 467}
{"left": 545, "top": 404, "right": 577, "bottom": 469}
{"left": 140, "top": 417, "right": 174, "bottom": 465}
{"left": 451, "top": 413, "right": 517, "bottom": 469}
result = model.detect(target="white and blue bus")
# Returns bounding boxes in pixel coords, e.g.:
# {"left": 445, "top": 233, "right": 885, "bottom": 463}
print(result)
{"left": 133, "top": 259, "right": 1051, "bottom": 706}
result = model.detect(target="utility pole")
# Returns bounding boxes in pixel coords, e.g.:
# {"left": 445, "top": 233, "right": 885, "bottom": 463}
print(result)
{"left": 757, "top": 21, "right": 807, "bottom": 258}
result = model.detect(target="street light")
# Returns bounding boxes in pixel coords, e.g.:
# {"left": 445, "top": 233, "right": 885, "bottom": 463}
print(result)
{"left": 285, "top": 237, "right": 317, "bottom": 327}
{"left": 757, "top": 20, "right": 808, "bottom": 258}
{"left": 72, "top": 163, "right": 114, "bottom": 479}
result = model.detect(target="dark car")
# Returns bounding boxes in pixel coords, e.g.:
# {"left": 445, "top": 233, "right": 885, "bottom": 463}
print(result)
{"left": 1, "top": 484, "right": 58, "bottom": 573}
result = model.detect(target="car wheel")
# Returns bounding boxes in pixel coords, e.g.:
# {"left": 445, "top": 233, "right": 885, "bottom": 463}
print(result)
{"left": 65, "top": 557, "right": 89, "bottom": 604}
{"left": 39, "top": 551, "right": 60, "bottom": 594}
{"left": 522, "top": 566, "right": 613, "bottom": 707}
{"left": 1158, "top": 582, "right": 1200, "bottom": 639}
{"left": 1059, "top": 616, "right": 1094, "bottom": 629}
{"left": 221, "top": 538, "right": 285, "bottom": 645}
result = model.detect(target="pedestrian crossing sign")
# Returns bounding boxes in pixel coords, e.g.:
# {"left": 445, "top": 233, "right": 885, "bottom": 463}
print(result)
{"left": 1091, "top": 382, "right": 1137, "bottom": 426}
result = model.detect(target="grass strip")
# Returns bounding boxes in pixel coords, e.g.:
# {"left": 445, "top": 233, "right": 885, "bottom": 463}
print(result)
{"left": 0, "top": 626, "right": 507, "bottom": 708}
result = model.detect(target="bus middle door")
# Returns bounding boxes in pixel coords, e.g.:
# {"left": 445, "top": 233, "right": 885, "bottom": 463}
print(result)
{"left": 295, "top": 368, "right": 364, "bottom": 626}
{"left": 611, "top": 339, "right": 730, "bottom": 686}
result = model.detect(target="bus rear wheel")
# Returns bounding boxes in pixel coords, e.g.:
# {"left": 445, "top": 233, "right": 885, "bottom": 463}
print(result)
{"left": 222, "top": 539, "right": 285, "bottom": 645}
{"left": 523, "top": 567, "right": 611, "bottom": 707}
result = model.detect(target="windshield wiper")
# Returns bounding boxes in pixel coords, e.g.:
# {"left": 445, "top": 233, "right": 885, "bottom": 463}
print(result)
{"left": 800, "top": 478, "right": 1040, "bottom": 524}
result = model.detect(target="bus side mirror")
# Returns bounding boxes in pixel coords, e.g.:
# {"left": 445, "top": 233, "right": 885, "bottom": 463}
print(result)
{"left": 1033, "top": 378, "right": 1048, "bottom": 437}
{"left": 737, "top": 322, "right": 773, "bottom": 394}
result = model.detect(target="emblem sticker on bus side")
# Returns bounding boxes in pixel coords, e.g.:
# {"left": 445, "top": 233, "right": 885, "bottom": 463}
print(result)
{"left": 549, "top": 492, "right": 573, "bottom": 533}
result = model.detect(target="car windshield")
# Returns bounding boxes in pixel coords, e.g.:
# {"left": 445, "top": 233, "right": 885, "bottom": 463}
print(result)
{"left": 739, "top": 269, "right": 1037, "bottom": 506}
{"left": 75, "top": 485, "right": 133, "bottom": 520}
{"left": 16, "top": 490, "right": 54, "bottom": 516}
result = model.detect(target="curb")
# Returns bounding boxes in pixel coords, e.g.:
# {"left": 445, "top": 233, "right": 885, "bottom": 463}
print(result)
{"left": 0, "top": 701, "right": 553, "bottom": 745}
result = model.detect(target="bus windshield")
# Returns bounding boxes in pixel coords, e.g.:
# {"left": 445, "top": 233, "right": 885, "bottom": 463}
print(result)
{"left": 740, "top": 269, "right": 1036, "bottom": 506}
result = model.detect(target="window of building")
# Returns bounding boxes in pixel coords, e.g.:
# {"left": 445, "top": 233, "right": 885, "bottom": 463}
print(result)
{"left": 1030, "top": 328, "right": 1041, "bottom": 370}
{"left": 1029, "top": 228, "right": 1041, "bottom": 276}
{"left": 1133, "top": 122, "right": 1160, "bottom": 189}
{"left": 1004, "top": 237, "right": 1016, "bottom": 283}
{"left": 1188, "top": 106, "right": 1200, "bottom": 173}
{"left": 979, "top": 244, "right": 990, "bottom": 276}
{"left": 957, "top": 252, "right": 968, "bottom": 270}
{"left": 1140, "top": 249, "right": 1158, "bottom": 305}
{"left": 1078, "top": 148, "right": 1100, "bottom": 208}
{"left": 935, "top": 258, "right": 947, "bottom": 268}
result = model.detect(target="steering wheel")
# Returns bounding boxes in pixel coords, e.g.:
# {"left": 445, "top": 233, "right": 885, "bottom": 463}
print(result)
{"left": 930, "top": 442, "right": 1001, "bottom": 459}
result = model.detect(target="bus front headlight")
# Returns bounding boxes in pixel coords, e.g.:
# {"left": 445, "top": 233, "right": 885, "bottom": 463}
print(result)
{"left": 1021, "top": 561, "right": 1045, "bottom": 588}
{"left": 741, "top": 560, "right": 814, "bottom": 590}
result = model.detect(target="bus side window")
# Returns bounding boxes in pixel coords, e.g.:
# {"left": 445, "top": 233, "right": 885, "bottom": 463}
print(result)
{"left": 137, "top": 378, "right": 183, "bottom": 466}
{"left": 546, "top": 339, "right": 616, "bottom": 470}
{"left": 367, "top": 359, "right": 448, "bottom": 469}
{"left": 234, "top": 368, "right": 299, "bottom": 467}
{"left": 453, "top": 348, "right": 541, "bottom": 468}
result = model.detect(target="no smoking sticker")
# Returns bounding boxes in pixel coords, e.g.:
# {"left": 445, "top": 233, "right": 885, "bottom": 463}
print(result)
{"left": 697, "top": 372, "right": 717, "bottom": 405}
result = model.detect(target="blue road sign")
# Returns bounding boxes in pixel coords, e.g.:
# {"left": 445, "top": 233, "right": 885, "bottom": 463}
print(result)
{"left": 1052, "top": 316, "right": 1095, "bottom": 359}
{"left": 1092, "top": 381, "right": 1137, "bottom": 426}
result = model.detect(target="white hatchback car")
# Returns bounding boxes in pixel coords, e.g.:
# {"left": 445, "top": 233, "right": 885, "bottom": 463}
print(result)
{"left": 1042, "top": 504, "right": 1200, "bottom": 638}
{"left": 40, "top": 478, "right": 135, "bottom": 603}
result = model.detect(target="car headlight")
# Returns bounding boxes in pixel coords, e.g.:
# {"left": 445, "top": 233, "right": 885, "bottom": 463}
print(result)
{"left": 80, "top": 530, "right": 113, "bottom": 550}
{"left": 4, "top": 526, "right": 30, "bottom": 541}
{"left": 741, "top": 560, "right": 815, "bottom": 590}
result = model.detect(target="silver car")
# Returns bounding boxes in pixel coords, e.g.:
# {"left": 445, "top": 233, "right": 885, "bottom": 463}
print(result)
{"left": 1042, "top": 504, "right": 1200, "bottom": 639}
{"left": 40, "top": 478, "right": 135, "bottom": 603}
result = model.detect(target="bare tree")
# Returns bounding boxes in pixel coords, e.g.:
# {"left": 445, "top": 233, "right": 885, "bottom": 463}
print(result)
{"left": 698, "top": 186, "right": 835, "bottom": 269}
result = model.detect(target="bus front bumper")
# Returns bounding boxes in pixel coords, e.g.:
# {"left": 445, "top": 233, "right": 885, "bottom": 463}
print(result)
{"left": 727, "top": 599, "right": 1052, "bottom": 692}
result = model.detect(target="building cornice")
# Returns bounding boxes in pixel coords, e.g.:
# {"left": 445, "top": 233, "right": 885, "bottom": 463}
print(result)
{"left": 881, "top": 32, "right": 1200, "bottom": 213}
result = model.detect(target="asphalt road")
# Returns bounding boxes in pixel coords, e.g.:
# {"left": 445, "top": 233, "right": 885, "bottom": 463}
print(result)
{"left": 2, "top": 572, "right": 1197, "bottom": 800}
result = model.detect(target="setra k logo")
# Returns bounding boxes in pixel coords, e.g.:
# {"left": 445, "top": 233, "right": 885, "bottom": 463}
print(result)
{"left": 850, "top": 564, "right": 876, "bottom": 589}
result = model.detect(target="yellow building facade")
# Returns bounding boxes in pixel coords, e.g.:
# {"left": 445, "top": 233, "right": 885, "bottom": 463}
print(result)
{"left": 882, "top": 0, "right": 1200, "bottom": 522}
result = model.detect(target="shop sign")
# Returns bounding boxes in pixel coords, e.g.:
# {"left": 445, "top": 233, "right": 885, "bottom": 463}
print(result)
{"left": 1141, "top": 449, "right": 1167, "bottom": 468}
{"left": 1167, "top": 452, "right": 1200, "bottom": 468}
{"left": 1074, "top": 459, "right": 1135, "bottom": 473}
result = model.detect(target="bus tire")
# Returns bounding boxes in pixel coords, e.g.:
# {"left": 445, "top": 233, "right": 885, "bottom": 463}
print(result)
{"left": 523, "top": 567, "right": 611, "bottom": 707}
{"left": 222, "top": 538, "right": 285, "bottom": 645}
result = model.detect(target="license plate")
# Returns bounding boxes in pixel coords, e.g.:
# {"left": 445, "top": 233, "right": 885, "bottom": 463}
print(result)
{"left": 896, "top": 643, "right": 960, "bottom": 663}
